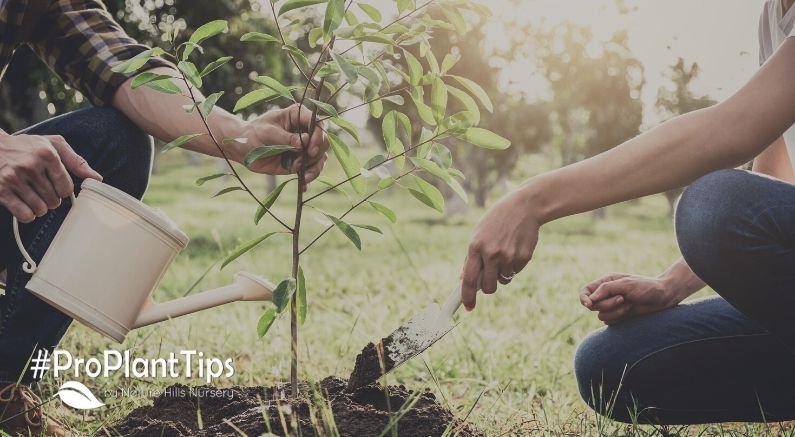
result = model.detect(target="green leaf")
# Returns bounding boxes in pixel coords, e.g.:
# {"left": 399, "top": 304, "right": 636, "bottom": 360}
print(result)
{"left": 162, "top": 133, "right": 203, "bottom": 152}
{"left": 411, "top": 157, "right": 451, "bottom": 182}
{"left": 244, "top": 146, "right": 295, "bottom": 167}
{"left": 279, "top": 0, "right": 327, "bottom": 16}
{"left": 441, "top": 5, "right": 466, "bottom": 34}
{"left": 446, "top": 84, "right": 481, "bottom": 125}
{"left": 448, "top": 75, "right": 493, "bottom": 112}
{"left": 330, "top": 117, "right": 360, "bottom": 143}
{"left": 463, "top": 128, "right": 511, "bottom": 150}
{"left": 369, "top": 99, "right": 384, "bottom": 118}
{"left": 272, "top": 279, "right": 296, "bottom": 313}
{"left": 257, "top": 308, "right": 277, "bottom": 338}
{"left": 189, "top": 20, "right": 228, "bottom": 45}
{"left": 368, "top": 201, "right": 397, "bottom": 223}
{"left": 213, "top": 186, "right": 244, "bottom": 198}
{"left": 240, "top": 32, "right": 281, "bottom": 43}
{"left": 233, "top": 88, "right": 279, "bottom": 112}
{"left": 308, "top": 27, "right": 324, "bottom": 48}
{"left": 297, "top": 267, "right": 307, "bottom": 325}
{"left": 353, "top": 224, "right": 382, "bottom": 234}
{"left": 195, "top": 173, "right": 229, "bottom": 186}
{"left": 179, "top": 42, "right": 203, "bottom": 60}
{"left": 111, "top": 49, "right": 153, "bottom": 74}
{"left": 222, "top": 232, "right": 279, "bottom": 269}
{"left": 254, "top": 75, "right": 294, "bottom": 101}
{"left": 282, "top": 45, "right": 311, "bottom": 69}
{"left": 254, "top": 179, "right": 292, "bottom": 224}
{"left": 309, "top": 98, "right": 339, "bottom": 117}
{"left": 378, "top": 177, "right": 395, "bottom": 189}
{"left": 441, "top": 53, "right": 460, "bottom": 74}
{"left": 199, "top": 91, "right": 223, "bottom": 116}
{"left": 404, "top": 51, "right": 422, "bottom": 85}
{"left": 348, "top": 33, "right": 393, "bottom": 45}
{"left": 178, "top": 61, "right": 202, "bottom": 88}
{"left": 397, "top": 0, "right": 416, "bottom": 14}
{"left": 131, "top": 72, "right": 174, "bottom": 89}
{"left": 324, "top": 214, "right": 362, "bottom": 250}
{"left": 446, "top": 177, "right": 469, "bottom": 204}
{"left": 358, "top": 3, "right": 382, "bottom": 21}
{"left": 382, "top": 111, "right": 405, "bottom": 169}
{"left": 410, "top": 93, "right": 436, "bottom": 126}
{"left": 328, "top": 133, "right": 366, "bottom": 194}
{"left": 200, "top": 56, "right": 233, "bottom": 77}
{"left": 409, "top": 175, "right": 445, "bottom": 213}
{"left": 332, "top": 53, "right": 358, "bottom": 82}
{"left": 145, "top": 78, "right": 182, "bottom": 94}
{"left": 430, "top": 77, "right": 448, "bottom": 122}
{"left": 323, "top": 0, "right": 345, "bottom": 39}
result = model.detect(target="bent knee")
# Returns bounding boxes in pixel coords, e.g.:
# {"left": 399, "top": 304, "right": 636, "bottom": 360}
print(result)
{"left": 574, "top": 330, "right": 626, "bottom": 412}
{"left": 86, "top": 108, "right": 153, "bottom": 199}
{"left": 675, "top": 170, "right": 753, "bottom": 273}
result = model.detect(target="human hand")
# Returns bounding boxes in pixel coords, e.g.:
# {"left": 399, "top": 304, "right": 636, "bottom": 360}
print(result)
{"left": 579, "top": 273, "right": 684, "bottom": 325}
{"left": 233, "top": 104, "right": 329, "bottom": 185}
{"left": 461, "top": 188, "right": 540, "bottom": 311}
{"left": 0, "top": 133, "right": 102, "bottom": 223}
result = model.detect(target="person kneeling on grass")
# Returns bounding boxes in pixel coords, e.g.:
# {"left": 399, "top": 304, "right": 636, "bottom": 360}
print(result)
{"left": 0, "top": 2, "right": 329, "bottom": 435}
{"left": 459, "top": 0, "right": 795, "bottom": 425}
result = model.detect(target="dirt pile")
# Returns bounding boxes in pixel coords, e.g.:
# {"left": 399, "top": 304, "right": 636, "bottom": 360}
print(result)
{"left": 347, "top": 339, "right": 395, "bottom": 392}
{"left": 112, "top": 377, "right": 483, "bottom": 436}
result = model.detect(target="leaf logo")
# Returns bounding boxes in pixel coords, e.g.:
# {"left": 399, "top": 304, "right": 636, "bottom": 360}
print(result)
{"left": 54, "top": 381, "right": 105, "bottom": 410}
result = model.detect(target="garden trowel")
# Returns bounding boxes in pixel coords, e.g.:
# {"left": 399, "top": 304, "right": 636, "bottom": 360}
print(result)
{"left": 347, "top": 284, "right": 464, "bottom": 391}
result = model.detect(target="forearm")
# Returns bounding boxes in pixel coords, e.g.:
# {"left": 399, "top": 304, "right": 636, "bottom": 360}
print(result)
{"left": 526, "top": 106, "right": 761, "bottom": 224}
{"left": 658, "top": 258, "right": 706, "bottom": 303}
{"left": 111, "top": 67, "right": 247, "bottom": 162}
{"left": 523, "top": 40, "right": 795, "bottom": 224}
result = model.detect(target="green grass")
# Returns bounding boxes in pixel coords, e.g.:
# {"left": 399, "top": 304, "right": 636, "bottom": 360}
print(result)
{"left": 35, "top": 152, "right": 795, "bottom": 436}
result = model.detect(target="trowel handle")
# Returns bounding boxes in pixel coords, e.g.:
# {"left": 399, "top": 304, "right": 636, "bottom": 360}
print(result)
{"left": 441, "top": 276, "right": 483, "bottom": 318}
{"left": 441, "top": 285, "right": 463, "bottom": 318}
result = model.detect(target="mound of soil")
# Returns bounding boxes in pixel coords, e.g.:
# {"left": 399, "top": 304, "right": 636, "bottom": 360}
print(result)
{"left": 112, "top": 377, "right": 483, "bottom": 437}
{"left": 347, "top": 339, "right": 395, "bottom": 392}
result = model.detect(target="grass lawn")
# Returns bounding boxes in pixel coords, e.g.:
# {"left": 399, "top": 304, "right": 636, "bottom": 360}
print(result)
{"left": 37, "top": 152, "right": 794, "bottom": 436}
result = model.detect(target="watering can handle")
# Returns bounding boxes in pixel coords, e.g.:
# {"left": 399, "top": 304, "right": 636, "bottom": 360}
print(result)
{"left": 12, "top": 192, "right": 77, "bottom": 274}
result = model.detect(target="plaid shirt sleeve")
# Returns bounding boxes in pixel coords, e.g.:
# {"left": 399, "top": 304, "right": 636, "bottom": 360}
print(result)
{"left": 27, "top": 0, "right": 174, "bottom": 107}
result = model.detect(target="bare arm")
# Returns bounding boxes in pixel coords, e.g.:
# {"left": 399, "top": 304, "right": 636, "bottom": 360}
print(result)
{"left": 461, "top": 39, "right": 795, "bottom": 310}
{"left": 112, "top": 67, "right": 329, "bottom": 180}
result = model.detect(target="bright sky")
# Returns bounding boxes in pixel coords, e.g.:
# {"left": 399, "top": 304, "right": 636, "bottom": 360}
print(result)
{"left": 479, "top": 0, "right": 762, "bottom": 126}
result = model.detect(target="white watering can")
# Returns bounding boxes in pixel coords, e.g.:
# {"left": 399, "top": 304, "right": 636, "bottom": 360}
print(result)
{"left": 12, "top": 179, "right": 275, "bottom": 343}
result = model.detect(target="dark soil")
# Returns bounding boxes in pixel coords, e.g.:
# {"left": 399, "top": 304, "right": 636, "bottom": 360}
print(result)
{"left": 347, "top": 338, "right": 395, "bottom": 392}
{"left": 112, "top": 377, "right": 483, "bottom": 437}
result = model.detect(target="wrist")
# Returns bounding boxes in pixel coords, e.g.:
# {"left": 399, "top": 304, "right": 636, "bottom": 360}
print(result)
{"left": 517, "top": 174, "right": 557, "bottom": 225}
{"left": 209, "top": 111, "right": 247, "bottom": 163}
{"left": 657, "top": 271, "right": 691, "bottom": 305}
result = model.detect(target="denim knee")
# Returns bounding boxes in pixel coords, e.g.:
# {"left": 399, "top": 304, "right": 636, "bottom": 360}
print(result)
{"left": 574, "top": 329, "right": 626, "bottom": 414}
{"left": 674, "top": 169, "right": 750, "bottom": 283}
{"left": 78, "top": 108, "right": 153, "bottom": 200}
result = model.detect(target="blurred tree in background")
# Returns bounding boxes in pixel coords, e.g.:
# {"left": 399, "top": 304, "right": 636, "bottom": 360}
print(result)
{"left": 656, "top": 57, "right": 717, "bottom": 214}
{"left": 536, "top": 24, "right": 645, "bottom": 167}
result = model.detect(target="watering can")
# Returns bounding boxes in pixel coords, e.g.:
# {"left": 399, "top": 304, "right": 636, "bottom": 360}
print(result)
{"left": 12, "top": 179, "right": 275, "bottom": 343}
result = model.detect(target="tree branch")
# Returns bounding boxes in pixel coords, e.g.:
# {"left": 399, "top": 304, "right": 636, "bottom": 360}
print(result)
{"left": 174, "top": 61, "right": 293, "bottom": 232}
{"left": 303, "top": 131, "right": 446, "bottom": 204}
{"left": 299, "top": 169, "right": 415, "bottom": 255}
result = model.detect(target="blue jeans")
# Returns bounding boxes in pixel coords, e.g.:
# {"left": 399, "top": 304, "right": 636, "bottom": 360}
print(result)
{"left": 574, "top": 169, "right": 795, "bottom": 424}
{"left": 0, "top": 107, "right": 152, "bottom": 384}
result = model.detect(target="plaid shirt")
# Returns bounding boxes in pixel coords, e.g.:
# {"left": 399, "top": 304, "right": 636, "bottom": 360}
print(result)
{"left": 0, "top": 0, "right": 170, "bottom": 107}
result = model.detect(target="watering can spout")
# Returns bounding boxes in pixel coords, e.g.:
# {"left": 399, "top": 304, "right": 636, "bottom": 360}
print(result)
{"left": 133, "top": 272, "right": 275, "bottom": 329}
